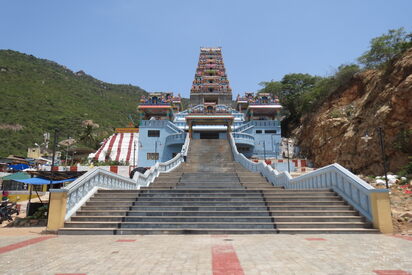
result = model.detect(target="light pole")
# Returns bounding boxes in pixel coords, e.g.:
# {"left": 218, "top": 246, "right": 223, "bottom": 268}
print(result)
{"left": 286, "top": 138, "right": 291, "bottom": 173}
{"left": 271, "top": 134, "right": 279, "bottom": 160}
{"left": 361, "top": 128, "right": 389, "bottom": 189}
{"left": 47, "top": 129, "right": 59, "bottom": 222}
{"left": 258, "top": 141, "right": 266, "bottom": 161}
{"left": 154, "top": 140, "right": 162, "bottom": 165}
{"left": 133, "top": 141, "right": 136, "bottom": 168}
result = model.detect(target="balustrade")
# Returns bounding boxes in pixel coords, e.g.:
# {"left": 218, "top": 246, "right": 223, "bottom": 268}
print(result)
{"left": 55, "top": 134, "right": 191, "bottom": 221}
{"left": 228, "top": 133, "right": 388, "bottom": 223}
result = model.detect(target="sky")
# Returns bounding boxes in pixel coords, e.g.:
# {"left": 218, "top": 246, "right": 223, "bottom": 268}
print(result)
{"left": 1, "top": 0, "right": 411, "bottom": 98}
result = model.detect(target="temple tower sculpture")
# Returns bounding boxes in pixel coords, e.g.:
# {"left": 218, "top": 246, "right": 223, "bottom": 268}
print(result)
{"left": 189, "top": 47, "right": 232, "bottom": 105}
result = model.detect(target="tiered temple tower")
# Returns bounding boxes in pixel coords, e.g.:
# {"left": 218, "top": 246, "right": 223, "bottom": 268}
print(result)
{"left": 190, "top": 47, "right": 232, "bottom": 105}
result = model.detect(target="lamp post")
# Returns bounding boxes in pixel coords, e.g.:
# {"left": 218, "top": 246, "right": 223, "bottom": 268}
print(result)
{"left": 133, "top": 141, "right": 137, "bottom": 168}
{"left": 286, "top": 138, "right": 291, "bottom": 173}
{"left": 361, "top": 128, "right": 389, "bottom": 189}
{"left": 258, "top": 141, "right": 266, "bottom": 161}
{"left": 47, "top": 129, "right": 59, "bottom": 221}
{"left": 271, "top": 134, "right": 279, "bottom": 160}
{"left": 154, "top": 140, "right": 162, "bottom": 164}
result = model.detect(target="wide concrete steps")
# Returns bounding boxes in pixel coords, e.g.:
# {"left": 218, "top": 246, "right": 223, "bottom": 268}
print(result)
{"left": 59, "top": 188, "right": 378, "bottom": 235}
{"left": 59, "top": 139, "right": 380, "bottom": 234}
{"left": 58, "top": 228, "right": 279, "bottom": 235}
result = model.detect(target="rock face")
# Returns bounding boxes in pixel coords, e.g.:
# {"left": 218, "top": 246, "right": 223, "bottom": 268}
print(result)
{"left": 294, "top": 49, "right": 412, "bottom": 175}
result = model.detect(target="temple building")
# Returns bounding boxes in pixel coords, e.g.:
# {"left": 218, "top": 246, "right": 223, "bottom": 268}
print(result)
{"left": 133, "top": 47, "right": 291, "bottom": 170}
{"left": 190, "top": 47, "right": 232, "bottom": 105}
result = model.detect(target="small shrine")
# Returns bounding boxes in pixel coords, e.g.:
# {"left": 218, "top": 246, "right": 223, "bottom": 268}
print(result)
{"left": 137, "top": 92, "right": 182, "bottom": 120}
{"left": 236, "top": 92, "right": 282, "bottom": 121}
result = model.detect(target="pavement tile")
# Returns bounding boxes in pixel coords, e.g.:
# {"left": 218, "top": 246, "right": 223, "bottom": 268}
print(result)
{"left": 0, "top": 232, "right": 410, "bottom": 274}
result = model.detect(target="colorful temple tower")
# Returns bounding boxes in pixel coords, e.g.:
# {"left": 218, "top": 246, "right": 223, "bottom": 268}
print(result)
{"left": 190, "top": 47, "right": 232, "bottom": 106}
{"left": 135, "top": 47, "right": 292, "bottom": 171}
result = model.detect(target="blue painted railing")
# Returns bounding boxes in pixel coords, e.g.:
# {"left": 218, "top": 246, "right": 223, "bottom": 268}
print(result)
{"left": 228, "top": 133, "right": 388, "bottom": 222}
{"left": 166, "top": 121, "right": 184, "bottom": 133}
{"left": 165, "top": 132, "right": 186, "bottom": 145}
{"left": 250, "top": 120, "right": 280, "bottom": 127}
{"left": 233, "top": 132, "right": 255, "bottom": 146}
{"left": 234, "top": 122, "right": 253, "bottom": 133}
{"left": 59, "top": 134, "right": 191, "bottom": 221}
{"left": 140, "top": 120, "right": 169, "bottom": 127}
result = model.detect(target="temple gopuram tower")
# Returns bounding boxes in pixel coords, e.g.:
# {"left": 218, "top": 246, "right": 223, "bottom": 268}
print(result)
{"left": 190, "top": 47, "right": 232, "bottom": 105}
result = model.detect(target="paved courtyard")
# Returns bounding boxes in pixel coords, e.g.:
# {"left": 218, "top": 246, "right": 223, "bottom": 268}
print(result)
{"left": 0, "top": 228, "right": 411, "bottom": 275}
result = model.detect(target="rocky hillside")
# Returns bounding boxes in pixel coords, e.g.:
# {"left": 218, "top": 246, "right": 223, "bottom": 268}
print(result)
{"left": 295, "top": 49, "right": 412, "bottom": 175}
{"left": 0, "top": 50, "right": 147, "bottom": 157}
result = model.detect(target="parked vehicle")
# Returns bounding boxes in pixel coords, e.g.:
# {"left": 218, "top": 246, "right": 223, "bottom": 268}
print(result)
{"left": 0, "top": 199, "right": 19, "bottom": 224}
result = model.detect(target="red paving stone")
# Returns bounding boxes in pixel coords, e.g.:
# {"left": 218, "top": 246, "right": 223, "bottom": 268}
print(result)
{"left": 306, "top": 238, "right": 326, "bottom": 241}
{"left": 116, "top": 239, "right": 136, "bottom": 242}
{"left": 0, "top": 236, "right": 55, "bottom": 255}
{"left": 212, "top": 244, "right": 244, "bottom": 275}
{"left": 392, "top": 235, "right": 412, "bottom": 241}
{"left": 373, "top": 270, "right": 412, "bottom": 275}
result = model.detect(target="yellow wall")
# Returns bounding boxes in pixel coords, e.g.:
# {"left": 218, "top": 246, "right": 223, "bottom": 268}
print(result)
{"left": 46, "top": 191, "right": 68, "bottom": 231}
{"left": 5, "top": 185, "right": 48, "bottom": 202}
{"left": 370, "top": 192, "right": 393, "bottom": 234}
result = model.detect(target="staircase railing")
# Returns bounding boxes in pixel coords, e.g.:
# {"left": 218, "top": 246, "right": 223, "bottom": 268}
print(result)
{"left": 55, "top": 167, "right": 139, "bottom": 220}
{"left": 232, "top": 132, "right": 255, "bottom": 146}
{"left": 228, "top": 133, "right": 388, "bottom": 223}
{"left": 54, "top": 134, "right": 191, "bottom": 221}
{"left": 234, "top": 121, "right": 253, "bottom": 133}
{"left": 250, "top": 120, "right": 280, "bottom": 127}
{"left": 133, "top": 133, "right": 190, "bottom": 186}
{"left": 167, "top": 121, "right": 184, "bottom": 133}
{"left": 165, "top": 132, "right": 186, "bottom": 145}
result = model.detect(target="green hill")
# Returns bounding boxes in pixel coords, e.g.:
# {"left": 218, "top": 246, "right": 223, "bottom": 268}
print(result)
{"left": 0, "top": 50, "right": 147, "bottom": 157}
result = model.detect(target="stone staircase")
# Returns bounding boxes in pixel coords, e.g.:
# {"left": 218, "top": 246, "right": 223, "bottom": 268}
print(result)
{"left": 59, "top": 139, "right": 378, "bottom": 235}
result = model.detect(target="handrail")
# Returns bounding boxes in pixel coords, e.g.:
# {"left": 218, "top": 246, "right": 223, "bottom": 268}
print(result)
{"left": 233, "top": 132, "right": 255, "bottom": 141}
{"left": 250, "top": 120, "right": 280, "bottom": 127}
{"left": 54, "top": 168, "right": 139, "bottom": 220}
{"left": 133, "top": 133, "right": 190, "bottom": 185}
{"left": 181, "top": 132, "right": 191, "bottom": 157}
{"left": 140, "top": 120, "right": 169, "bottom": 127}
{"left": 57, "top": 134, "right": 191, "bottom": 221}
{"left": 165, "top": 132, "right": 186, "bottom": 145}
{"left": 234, "top": 121, "right": 253, "bottom": 133}
{"left": 228, "top": 133, "right": 387, "bottom": 222}
{"left": 167, "top": 121, "right": 184, "bottom": 133}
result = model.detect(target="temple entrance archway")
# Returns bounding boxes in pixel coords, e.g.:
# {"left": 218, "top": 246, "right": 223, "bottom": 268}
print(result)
{"left": 200, "top": 132, "right": 219, "bottom": 139}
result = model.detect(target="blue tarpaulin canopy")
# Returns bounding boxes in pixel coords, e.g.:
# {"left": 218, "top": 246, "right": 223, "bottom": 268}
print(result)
{"left": 9, "top": 164, "right": 30, "bottom": 171}
{"left": 14, "top": 177, "right": 77, "bottom": 185}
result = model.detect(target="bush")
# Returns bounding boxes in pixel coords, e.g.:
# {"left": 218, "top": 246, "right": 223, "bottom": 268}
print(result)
{"left": 358, "top": 28, "right": 412, "bottom": 69}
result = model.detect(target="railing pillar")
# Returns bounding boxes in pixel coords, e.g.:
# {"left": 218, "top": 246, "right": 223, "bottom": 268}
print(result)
{"left": 370, "top": 191, "right": 393, "bottom": 233}
{"left": 189, "top": 121, "right": 193, "bottom": 138}
{"left": 47, "top": 189, "right": 68, "bottom": 231}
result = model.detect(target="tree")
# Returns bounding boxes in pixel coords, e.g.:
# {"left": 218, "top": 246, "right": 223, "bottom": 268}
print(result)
{"left": 258, "top": 81, "right": 282, "bottom": 98}
{"left": 259, "top": 74, "right": 322, "bottom": 135}
{"left": 358, "top": 28, "right": 412, "bottom": 69}
{"left": 79, "top": 120, "right": 100, "bottom": 149}
{"left": 279, "top": 73, "right": 321, "bottom": 119}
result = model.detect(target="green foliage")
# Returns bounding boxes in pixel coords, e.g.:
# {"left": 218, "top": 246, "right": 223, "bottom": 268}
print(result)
{"left": 0, "top": 50, "right": 147, "bottom": 157}
{"left": 394, "top": 129, "right": 412, "bottom": 154}
{"left": 27, "top": 205, "right": 48, "bottom": 219}
{"left": 398, "top": 157, "right": 412, "bottom": 177}
{"left": 93, "top": 160, "right": 126, "bottom": 166}
{"left": 258, "top": 81, "right": 282, "bottom": 98}
{"left": 259, "top": 65, "right": 360, "bottom": 135}
{"left": 358, "top": 28, "right": 412, "bottom": 69}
